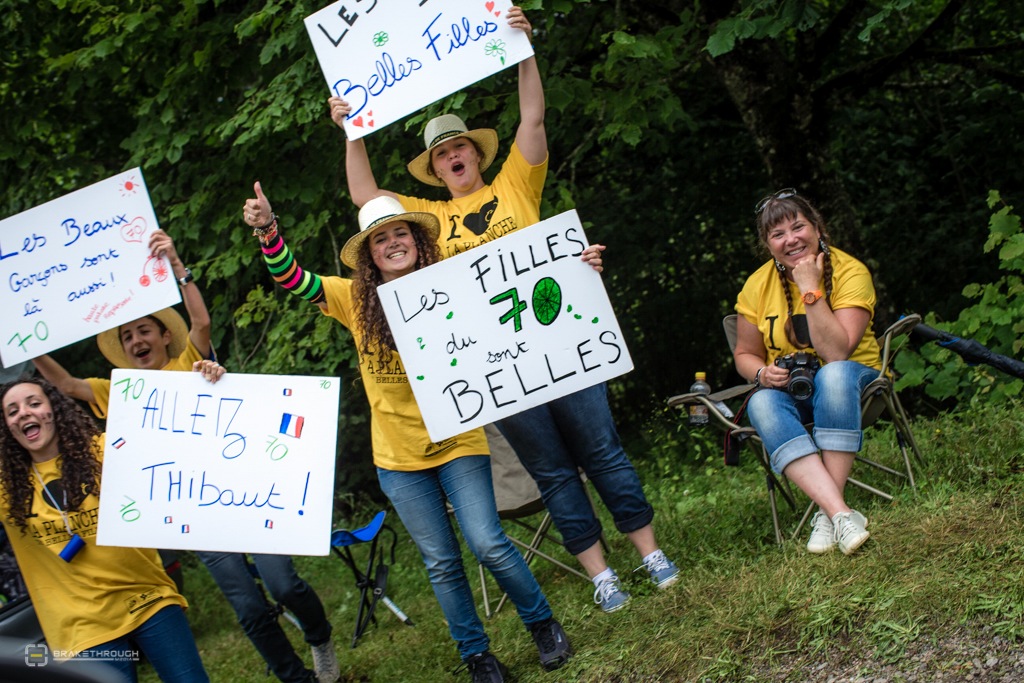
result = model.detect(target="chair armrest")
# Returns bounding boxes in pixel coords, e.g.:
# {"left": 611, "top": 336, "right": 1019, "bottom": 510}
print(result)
{"left": 667, "top": 385, "right": 755, "bottom": 433}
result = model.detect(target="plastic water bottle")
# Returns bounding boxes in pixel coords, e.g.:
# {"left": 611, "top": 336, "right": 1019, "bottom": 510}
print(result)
{"left": 688, "top": 372, "right": 711, "bottom": 426}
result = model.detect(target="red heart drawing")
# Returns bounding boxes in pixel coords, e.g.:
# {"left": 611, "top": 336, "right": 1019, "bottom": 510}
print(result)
{"left": 369, "top": 121, "right": 375, "bottom": 128}
{"left": 485, "top": 1, "right": 495, "bottom": 13}
{"left": 494, "top": 10, "right": 499, "bottom": 15}
{"left": 352, "top": 116, "right": 364, "bottom": 128}
{"left": 367, "top": 110, "right": 373, "bottom": 116}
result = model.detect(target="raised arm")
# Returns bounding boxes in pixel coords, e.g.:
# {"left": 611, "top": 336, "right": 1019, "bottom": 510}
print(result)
{"left": 243, "top": 181, "right": 328, "bottom": 312}
{"left": 149, "top": 230, "right": 212, "bottom": 359}
{"left": 509, "top": 7, "right": 547, "bottom": 165}
{"left": 328, "top": 97, "right": 398, "bottom": 208}
{"left": 31, "top": 355, "right": 96, "bottom": 404}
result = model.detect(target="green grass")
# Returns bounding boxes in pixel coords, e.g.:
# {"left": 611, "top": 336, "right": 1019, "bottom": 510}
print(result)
{"left": 142, "top": 402, "right": 1024, "bottom": 682}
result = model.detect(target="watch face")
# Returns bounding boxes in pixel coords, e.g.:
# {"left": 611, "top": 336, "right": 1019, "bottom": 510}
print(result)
{"left": 802, "top": 291, "right": 820, "bottom": 304}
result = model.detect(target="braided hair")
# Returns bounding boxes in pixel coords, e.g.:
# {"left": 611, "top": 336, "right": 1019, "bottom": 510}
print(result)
{"left": 352, "top": 223, "right": 442, "bottom": 365}
{"left": 755, "top": 192, "right": 835, "bottom": 349}
{"left": 0, "top": 378, "right": 101, "bottom": 532}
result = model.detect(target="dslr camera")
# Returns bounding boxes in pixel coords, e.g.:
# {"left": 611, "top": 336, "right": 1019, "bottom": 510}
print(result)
{"left": 774, "top": 352, "right": 821, "bottom": 401}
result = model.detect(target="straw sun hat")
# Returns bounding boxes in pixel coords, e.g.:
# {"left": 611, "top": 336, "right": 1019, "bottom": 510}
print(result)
{"left": 340, "top": 196, "right": 441, "bottom": 268}
{"left": 406, "top": 114, "right": 499, "bottom": 187}
{"left": 97, "top": 307, "right": 189, "bottom": 369}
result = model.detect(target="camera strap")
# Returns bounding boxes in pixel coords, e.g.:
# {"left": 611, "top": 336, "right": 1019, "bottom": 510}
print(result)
{"left": 723, "top": 388, "right": 756, "bottom": 467}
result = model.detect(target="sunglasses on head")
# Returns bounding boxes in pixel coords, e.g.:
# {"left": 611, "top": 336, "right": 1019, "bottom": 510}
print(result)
{"left": 755, "top": 188, "right": 799, "bottom": 215}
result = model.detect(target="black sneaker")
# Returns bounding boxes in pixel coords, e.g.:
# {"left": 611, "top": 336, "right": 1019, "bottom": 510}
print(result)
{"left": 529, "top": 618, "right": 573, "bottom": 671}
{"left": 465, "top": 651, "right": 509, "bottom": 683}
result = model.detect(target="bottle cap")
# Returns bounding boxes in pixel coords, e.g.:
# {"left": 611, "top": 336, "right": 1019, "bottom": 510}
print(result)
{"left": 695, "top": 372, "right": 706, "bottom": 380}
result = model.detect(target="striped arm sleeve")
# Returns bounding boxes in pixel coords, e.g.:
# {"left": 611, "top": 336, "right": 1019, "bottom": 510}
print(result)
{"left": 261, "top": 233, "right": 325, "bottom": 304}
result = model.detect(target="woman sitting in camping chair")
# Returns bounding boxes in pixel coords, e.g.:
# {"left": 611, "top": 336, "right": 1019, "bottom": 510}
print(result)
{"left": 732, "top": 189, "right": 881, "bottom": 556}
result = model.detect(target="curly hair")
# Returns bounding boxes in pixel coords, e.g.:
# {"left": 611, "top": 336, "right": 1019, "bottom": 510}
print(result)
{"left": 0, "top": 378, "right": 101, "bottom": 532}
{"left": 352, "top": 223, "right": 442, "bottom": 365}
{"left": 755, "top": 192, "right": 835, "bottom": 349}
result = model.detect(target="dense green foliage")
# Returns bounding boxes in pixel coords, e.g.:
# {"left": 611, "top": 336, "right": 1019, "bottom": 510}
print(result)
{"left": 895, "top": 192, "right": 1024, "bottom": 408}
{"left": 3, "top": 0, "right": 1023, "bottom": 495}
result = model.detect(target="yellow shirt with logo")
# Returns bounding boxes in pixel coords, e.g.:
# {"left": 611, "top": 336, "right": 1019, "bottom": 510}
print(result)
{"left": 321, "top": 277, "right": 488, "bottom": 471}
{"left": 0, "top": 440, "right": 185, "bottom": 658}
{"left": 398, "top": 142, "right": 548, "bottom": 260}
{"left": 735, "top": 247, "right": 881, "bottom": 369}
{"left": 84, "top": 337, "right": 205, "bottom": 419}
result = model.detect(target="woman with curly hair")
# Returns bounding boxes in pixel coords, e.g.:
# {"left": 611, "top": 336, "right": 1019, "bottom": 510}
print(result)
{"left": 243, "top": 185, "right": 572, "bottom": 682}
{"left": 0, "top": 376, "right": 209, "bottom": 682}
{"left": 733, "top": 189, "right": 880, "bottom": 556}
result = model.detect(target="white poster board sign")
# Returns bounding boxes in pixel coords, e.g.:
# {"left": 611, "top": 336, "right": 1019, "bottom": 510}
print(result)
{"left": 304, "top": 0, "right": 534, "bottom": 139}
{"left": 0, "top": 168, "right": 181, "bottom": 368}
{"left": 97, "top": 370, "right": 342, "bottom": 555}
{"left": 379, "top": 210, "right": 633, "bottom": 441}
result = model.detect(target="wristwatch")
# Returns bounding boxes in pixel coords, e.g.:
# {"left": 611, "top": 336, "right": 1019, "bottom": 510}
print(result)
{"left": 801, "top": 289, "right": 823, "bottom": 305}
{"left": 177, "top": 267, "right": 194, "bottom": 286}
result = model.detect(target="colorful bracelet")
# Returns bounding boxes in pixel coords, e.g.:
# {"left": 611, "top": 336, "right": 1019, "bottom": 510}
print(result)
{"left": 252, "top": 213, "right": 278, "bottom": 239}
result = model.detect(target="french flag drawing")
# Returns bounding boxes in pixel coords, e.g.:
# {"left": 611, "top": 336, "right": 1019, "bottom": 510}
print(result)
{"left": 280, "top": 413, "right": 305, "bottom": 438}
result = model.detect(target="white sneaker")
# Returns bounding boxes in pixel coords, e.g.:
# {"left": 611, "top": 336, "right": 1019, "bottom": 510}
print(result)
{"left": 832, "top": 510, "right": 870, "bottom": 555}
{"left": 807, "top": 511, "right": 836, "bottom": 554}
{"left": 311, "top": 640, "right": 340, "bottom": 683}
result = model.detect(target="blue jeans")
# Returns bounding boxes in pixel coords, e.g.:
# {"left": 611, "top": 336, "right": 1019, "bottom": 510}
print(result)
{"left": 196, "top": 551, "right": 331, "bottom": 683}
{"left": 72, "top": 605, "right": 208, "bottom": 682}
{"left": 496, "top": 383, "right": 654, "bottom": 555}
{"left": 746, "top": 360, "right": 878, "bottom": 474}
{"left": 377, "top": 455, "right": 552, "bottom": 660}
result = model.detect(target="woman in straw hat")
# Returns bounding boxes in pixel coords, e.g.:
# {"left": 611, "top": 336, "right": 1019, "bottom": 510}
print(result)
{"left": 243, "top": 185, "right": 573, "bottom": 683}
{"left": 328, "top": 6, "right": 679, "bottom": 613}
{"left": 32, "top": 229, "right": 341, "bottom": 683}
{"left": 0, "top": 373, "right": 216, "bottom": 682}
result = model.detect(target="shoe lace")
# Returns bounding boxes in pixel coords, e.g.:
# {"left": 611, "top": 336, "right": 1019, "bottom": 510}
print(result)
{"left": 593, "top": 576, "right": 621, "bottom": 605}
{"left": 531, "top": 620, "right": 557, "bottom": 654}
{"left": 811, "top": 512, "right": 833, "bottom": 536}
{"left": 832, "top": 513, "right": 856, "bottom": 543}
{"left": 639, "top": 550, "right": 671, "bottom": 575}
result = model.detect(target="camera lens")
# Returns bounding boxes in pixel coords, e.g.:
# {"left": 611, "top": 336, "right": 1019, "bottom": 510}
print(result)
{"left": 788, "top": 371, "right": 814, "bottom": 401}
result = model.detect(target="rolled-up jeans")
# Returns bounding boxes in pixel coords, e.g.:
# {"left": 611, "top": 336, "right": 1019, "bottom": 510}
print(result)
{"left": 496, "top": 382, "right": 655, "bottom": 556}
{"left": 746, "top": 360, "right": 878, "bottom": 474}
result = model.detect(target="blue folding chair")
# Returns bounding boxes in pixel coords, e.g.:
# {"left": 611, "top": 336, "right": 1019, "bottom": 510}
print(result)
{"left": 330, "top": 511, "right": 413, "bottom": 648}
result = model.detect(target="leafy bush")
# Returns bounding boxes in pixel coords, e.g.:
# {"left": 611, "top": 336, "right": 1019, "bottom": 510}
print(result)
{"left": 895, "top": 191, "right": 1024, "bottom": 406}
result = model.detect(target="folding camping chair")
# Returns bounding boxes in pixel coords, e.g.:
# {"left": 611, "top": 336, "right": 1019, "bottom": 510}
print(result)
{"left": 475, "top": 425, "right": 602, "bottom": 617}
{"left": 330, "top": 510, "right": 414, "bottom": 648}
{"left": 668, "top": 313, "right": 924, "bottom": 544}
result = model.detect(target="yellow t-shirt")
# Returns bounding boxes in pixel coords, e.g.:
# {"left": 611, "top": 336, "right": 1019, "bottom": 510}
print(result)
{"left": 84, "top": 337, "right": 206, "bottom": 419}
{"left": 735, "top": 247, "right": 881, "bottom": 369}
{"left": 320, "top": 277, "right": 488, "bottom": 471}
{"left": 398, "top": 142, "right": 548, "bottom": 260}
{"left": 0, "top": 440, "right": 185, "bottom": 658}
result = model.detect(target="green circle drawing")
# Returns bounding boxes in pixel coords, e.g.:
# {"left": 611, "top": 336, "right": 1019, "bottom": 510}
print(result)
{"left": 532, "top": 277, "right": 562, "bottom": 326}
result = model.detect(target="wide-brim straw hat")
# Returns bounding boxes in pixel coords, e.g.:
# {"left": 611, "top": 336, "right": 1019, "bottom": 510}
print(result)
{"left": 97, "top": 307, "right": 189, "bottom": 369}
{"left": 406, "top": 114, "right": 499, "bottom": 187}
{"left": 340, "top": 196, "right": 441, "bottom": 268}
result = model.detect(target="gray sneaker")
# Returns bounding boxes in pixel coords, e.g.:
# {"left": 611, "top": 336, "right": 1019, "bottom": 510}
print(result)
{"left": 310, "top": 640, "right": 340, "bottom": 683}
{"left": 807, "top": 511, "right": 836, "bottom": 554}
{"left": 593, "top": 572, "right": 630, "bottom": 613}
{"left": 832, "top": 510, "right": 870, "bottom": 555}
{"left": 528, "top": 617, "right": 573, "bottom": 671}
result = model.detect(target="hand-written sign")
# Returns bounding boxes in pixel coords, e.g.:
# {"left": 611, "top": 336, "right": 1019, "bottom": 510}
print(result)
{"left": 0, "top": 169, "right": 181, "bottom": 368}
{"left": 379, "top": 210, "right": 633, "bottom": 441}
{"left": 304, "top": 0, "right": 534, "bottom": 139}
{"left": 96, "top": 370, "right": 341, "bottom": 555}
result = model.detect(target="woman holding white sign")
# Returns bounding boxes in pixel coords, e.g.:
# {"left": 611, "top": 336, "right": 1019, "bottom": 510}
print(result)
{"left": 0, "top": 376, "right": 209, "bottom": 682}
{"left": 243, "top": 188, "right": 572, "bottom": 683}
{"left": 331, "top": 6, "right": 678, "bottom": 614}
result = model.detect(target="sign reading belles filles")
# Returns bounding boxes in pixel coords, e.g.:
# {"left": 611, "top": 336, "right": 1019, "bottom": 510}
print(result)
{"left": 97, "top": 370, "right": 341, "bottom": 556}
{"left": 303, "top": 0, "right": 534, "bottom": 139}
{"left": 0, "top": 168, "right": 181, "bottom": 369}
{"left": 378, "top": 210, "right": 634, "bottom": 442}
